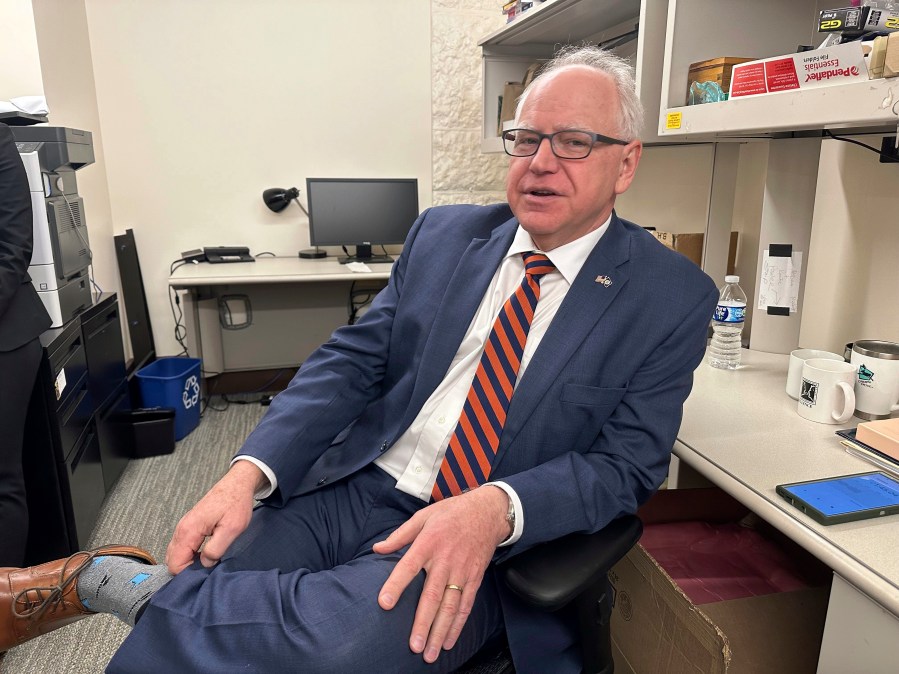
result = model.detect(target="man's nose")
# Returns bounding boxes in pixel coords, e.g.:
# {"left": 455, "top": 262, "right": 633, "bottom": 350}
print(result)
{"left": 529, "top": 136, "right": 558, "bottom": 171}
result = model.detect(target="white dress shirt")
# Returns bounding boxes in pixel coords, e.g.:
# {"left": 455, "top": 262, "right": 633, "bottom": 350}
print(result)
{"left": 236, "top": 217, "right": 611, "bottom": 546}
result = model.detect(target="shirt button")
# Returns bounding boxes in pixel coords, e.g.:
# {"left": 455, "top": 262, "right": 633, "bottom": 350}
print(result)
{"left": 437, "top": 416, "right": 446, "bottom": 424}
{"left": 414, "top": 465, "right": 423, "bottom": 474}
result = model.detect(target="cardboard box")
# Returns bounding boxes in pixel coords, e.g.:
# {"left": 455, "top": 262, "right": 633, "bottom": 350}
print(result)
{"left": 650, "top": 230, "right": 739, "bottom": 276}
{"left": 866, "top": 35, "right": 890, "bottom": 79}
{"left": 497, "top": 62, "right": 542, "bottom": 134}
{"left": 886, "top": 31, "right": 899, "bottom": 78}
{"left": 730, "top": 42, "right": 869, "bottom": 98}
{"left": 686, "top": 57, "right": 755, "bottom": 105}
{"left": 857, "top": 417, "right": 899, "bottom": 460}
{"left": 610, "top": 488, "right": 830, "bottom": 674}
{"left": 865, "top": 8, "right": 899, "bottom": 32}
{"left": 818, "top": 6, "right": 871, "bottom": 32}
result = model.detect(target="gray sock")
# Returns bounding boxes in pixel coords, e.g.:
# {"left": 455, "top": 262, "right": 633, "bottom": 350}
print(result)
{"left": 76, "top": 555, "right": 173, "bottom": 626}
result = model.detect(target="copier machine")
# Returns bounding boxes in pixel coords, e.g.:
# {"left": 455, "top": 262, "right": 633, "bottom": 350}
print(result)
{"left": 12, "top": 126, "right": 95, "bottom": 327}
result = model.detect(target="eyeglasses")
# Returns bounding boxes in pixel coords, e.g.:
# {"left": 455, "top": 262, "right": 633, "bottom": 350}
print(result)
{"left": 502, "top": 128, "right": 629, "bottom": 159}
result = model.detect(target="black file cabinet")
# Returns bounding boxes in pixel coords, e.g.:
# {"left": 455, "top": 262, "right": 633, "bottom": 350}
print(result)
{"left": 82, "top": 295, "right": 130, "bottom": 491}
{"left": 22, "top": 293, "right": 131, "bottom": 564}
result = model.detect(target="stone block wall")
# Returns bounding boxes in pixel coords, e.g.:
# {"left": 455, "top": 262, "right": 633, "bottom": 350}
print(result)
{"left": 431, "top": 0, "right": 508, "bottom": 206}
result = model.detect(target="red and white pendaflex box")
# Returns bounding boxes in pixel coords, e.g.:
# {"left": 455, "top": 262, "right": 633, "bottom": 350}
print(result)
{"left": 729, "top": 42, "right": 869, "bottom": 98}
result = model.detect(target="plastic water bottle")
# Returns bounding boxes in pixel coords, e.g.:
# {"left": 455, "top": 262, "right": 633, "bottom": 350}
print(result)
{"left": 709, "top": 275, "right": 747, "bottom": 370}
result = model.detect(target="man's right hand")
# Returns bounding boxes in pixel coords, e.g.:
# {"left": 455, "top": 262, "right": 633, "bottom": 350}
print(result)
{"left": 165, "top": 460, "right": 266, "bottom": 574}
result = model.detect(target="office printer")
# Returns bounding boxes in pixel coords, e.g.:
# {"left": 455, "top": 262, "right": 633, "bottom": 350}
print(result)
{"left": 12, "top": 126, "right": 95, "bottom": 327}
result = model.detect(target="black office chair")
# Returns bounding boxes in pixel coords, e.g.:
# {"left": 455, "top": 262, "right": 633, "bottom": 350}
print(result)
{"left": 457, "top": 515, "right": 643, "bottom": 674}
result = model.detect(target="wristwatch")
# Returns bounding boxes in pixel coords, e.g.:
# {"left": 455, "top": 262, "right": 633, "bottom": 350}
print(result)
{"left": 505, "top": 496, "right": 516, "bottom": 536}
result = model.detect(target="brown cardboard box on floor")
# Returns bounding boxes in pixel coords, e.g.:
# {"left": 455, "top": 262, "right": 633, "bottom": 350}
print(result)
{"left": 650, "top": 230, "right": 739, "bottom": 276}
{"left": 609, "top": 488, "right": 830, "bottom": 674}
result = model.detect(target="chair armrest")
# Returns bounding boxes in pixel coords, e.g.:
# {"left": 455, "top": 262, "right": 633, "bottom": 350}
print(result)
{"left": 499, "top": 515, "right": 642, "bottom": 612}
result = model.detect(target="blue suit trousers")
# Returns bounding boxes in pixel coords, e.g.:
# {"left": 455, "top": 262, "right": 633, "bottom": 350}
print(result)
{"left": 107, "top": 465, "right": 504, "bottom": 673}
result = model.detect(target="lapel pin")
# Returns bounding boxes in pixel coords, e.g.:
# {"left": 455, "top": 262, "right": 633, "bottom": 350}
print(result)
{"left": 595, "top": 275, "right": 612, "bottom": 287}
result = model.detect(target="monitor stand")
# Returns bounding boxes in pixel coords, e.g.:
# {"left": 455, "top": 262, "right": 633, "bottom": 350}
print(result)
{"left": 337, "top": 244, "right": 393, "bottom": 264}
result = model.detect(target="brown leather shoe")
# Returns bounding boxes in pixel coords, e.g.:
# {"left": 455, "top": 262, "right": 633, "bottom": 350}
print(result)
{"left": 1, "top": 544, "right": 155, "bottom": 652}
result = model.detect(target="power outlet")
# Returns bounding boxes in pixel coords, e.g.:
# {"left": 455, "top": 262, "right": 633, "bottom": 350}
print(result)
{"left": 879, "top": 136, "right": 899, "bottom": 164}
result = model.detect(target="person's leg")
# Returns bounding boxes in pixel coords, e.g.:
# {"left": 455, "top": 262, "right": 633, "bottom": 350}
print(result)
{"left": 0, "top": 338, "right": 43, "bottom": 566}
{"left": 109, "top": 465, "right": 504, "bottom": 673}
{"left": 1, "top": 545, "right": 156, "bottom": 652}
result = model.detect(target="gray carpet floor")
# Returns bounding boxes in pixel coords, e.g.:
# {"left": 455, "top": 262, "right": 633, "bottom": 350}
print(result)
{"left": 1, "top": 397, "right": 267, "bottom": 674}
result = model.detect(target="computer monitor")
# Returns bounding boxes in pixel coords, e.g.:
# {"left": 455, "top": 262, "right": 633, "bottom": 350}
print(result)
{"left": 306, "top": 178, "right": 419, "bottom": 264}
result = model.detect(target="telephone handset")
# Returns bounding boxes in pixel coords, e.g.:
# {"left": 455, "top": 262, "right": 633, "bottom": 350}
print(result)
{"left": 203, "top": 246, "right": 254, "bottom": 263}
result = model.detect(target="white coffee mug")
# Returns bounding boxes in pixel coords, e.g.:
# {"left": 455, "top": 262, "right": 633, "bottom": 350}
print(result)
{"left": 850, "top": 340, "right": 899, "bottom": 420}
{"left": 797, "top": 358, "right": 856, "bottom": 424}
{"left": 786, "top": 349, "right": 845, "bottom": 400}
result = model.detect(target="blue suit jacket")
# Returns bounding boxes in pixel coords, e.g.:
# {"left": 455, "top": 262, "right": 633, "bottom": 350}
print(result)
{"left": 239, "top": 203, "right": 718, "bottom": 670}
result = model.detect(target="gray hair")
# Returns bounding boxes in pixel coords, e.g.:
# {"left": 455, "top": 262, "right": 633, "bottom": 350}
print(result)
{"left": 515, "top": 44, "right": 644, "bottom": 141}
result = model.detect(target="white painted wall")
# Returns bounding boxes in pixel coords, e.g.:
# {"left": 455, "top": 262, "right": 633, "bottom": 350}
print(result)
{"left": 0, "top": 0, "right": 44, "bottom": 99}
{"left": 80, "top": 0, "right": 432, "bottom": 356}
{"left": 800, "top": 137, "right": 899, "bottom": 353}
{"left": 31, "top": 0, "right": 118, "bottom": 300}
{"left": 617, "top": 144, "right": 716, "bottom": 232}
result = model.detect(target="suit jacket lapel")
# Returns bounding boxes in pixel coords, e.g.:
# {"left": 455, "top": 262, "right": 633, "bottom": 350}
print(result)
{"left": 395, "top": 217, "right": 518, "bottom": 436}
{"left": 494, "top": 213, "right": 633, "bottom": 469}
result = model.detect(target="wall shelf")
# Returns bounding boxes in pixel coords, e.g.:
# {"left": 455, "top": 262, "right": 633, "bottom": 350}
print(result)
{"left": 658, "top": 0, "right": 898, "bottom": 139}
{"left": 479, "top": 0, "right": 668, "bottom": 151}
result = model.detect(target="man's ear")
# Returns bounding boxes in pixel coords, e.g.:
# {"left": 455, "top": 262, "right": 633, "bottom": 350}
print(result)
{"left": 614, "top": 140, "right": 642, "bottom": 195}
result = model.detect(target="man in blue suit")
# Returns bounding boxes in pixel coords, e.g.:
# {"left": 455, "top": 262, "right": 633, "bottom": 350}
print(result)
{"left": 1, "top": 46, "right": 717, "bottom": 671}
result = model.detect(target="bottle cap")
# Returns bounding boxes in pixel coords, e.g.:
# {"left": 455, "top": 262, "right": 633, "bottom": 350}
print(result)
{"left": 724, "top": 275, "right": 740, "bottom": 283}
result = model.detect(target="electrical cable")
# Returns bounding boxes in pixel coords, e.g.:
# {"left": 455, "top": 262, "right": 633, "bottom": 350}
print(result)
{"left": 824, "top": 129, "right": 898, "bottom": 161}
{"left": 168, "top": 257, "right": 189, "bottom": 356}
{"left": 58, "top": 186, "right": 103, "bottom": 294}
{"left": 221, "top": 368, "right": 291, "bottom": 405}
{"left": 347, "top": 280, "right": 378, "bottom": 325}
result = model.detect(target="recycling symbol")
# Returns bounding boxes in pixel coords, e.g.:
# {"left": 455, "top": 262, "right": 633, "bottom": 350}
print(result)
{"left": 182, "top": 374, "right": 200, "bottom": 409}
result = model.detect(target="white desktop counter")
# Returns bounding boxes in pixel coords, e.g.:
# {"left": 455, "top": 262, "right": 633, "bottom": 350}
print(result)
{"left": 674, "top": 349, "right": 899, "bottom": 672}
{"left": 169, "top": 257, "right": 392, "bottom": 374}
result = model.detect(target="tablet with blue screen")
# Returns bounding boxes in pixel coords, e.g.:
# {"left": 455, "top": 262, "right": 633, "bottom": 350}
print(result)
{"left": 776, "top": 471, "right": 899, "bottom": 525}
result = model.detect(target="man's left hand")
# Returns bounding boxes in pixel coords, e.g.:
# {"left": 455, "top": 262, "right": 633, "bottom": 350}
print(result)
{"left": 372, "top": 485, "right": 511, "bottom": 664}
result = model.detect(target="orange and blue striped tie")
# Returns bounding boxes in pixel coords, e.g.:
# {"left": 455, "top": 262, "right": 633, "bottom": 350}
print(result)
{"left": 431, "top": 251, "right": 555, "bottom": 501}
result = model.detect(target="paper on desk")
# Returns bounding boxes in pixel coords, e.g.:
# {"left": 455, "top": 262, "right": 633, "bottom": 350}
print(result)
{"left": 0, "top": 95, "right": 49, "bottom": 115}
{"left": 345, "top": 262, "right": 372, "bottom": 273}
{"left": 758, "top": 251, "right": 802, "bottom": 313}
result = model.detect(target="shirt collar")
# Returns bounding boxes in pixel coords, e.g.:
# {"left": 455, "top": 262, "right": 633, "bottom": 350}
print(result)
{"left": 507, "top": 214, "right": 613, "bottom": 285}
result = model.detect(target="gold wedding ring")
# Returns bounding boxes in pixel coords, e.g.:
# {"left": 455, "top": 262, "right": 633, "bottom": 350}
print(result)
{"left": 445, "top": 584, "right": 464, "bottom": 592}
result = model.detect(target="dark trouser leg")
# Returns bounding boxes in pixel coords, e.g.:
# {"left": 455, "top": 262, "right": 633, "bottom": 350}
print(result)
{"left": 109, "top": 464, "right": 504, "bottom": 673}
{"left": 0, "top": 338, "right": 42, "bottom": 566}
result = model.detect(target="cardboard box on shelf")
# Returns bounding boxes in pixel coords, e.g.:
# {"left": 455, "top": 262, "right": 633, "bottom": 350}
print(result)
{"left": 730, "top": 42, "right": 869, "bottom": 98}
{"left": 865, "top": 8, "right": 899, "bottom": 32}
{"left": 650, "top": 230, "right": 739, "bottom": 276}
{"left": 610, "top": 488, "right": 831, "bottom": 674}
{"left": 885, "top": 31, "right": 899, "bottom": 77}
{"left": 496, "top": 62, "right": 542, "bottom": 135}
{"left": 818, "top": 5, "right": 871, "bottom": 32}
{"left": 686, "top": 57, "right": 755, "bottom": 105}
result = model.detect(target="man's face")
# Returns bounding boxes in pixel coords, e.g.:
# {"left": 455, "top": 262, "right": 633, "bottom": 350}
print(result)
{"left": 505, "top": 67, "right": 642, "bottom": 251}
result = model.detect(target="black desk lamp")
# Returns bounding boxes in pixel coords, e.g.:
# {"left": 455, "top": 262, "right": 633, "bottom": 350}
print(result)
{"left": 262, "top": 186, "right": 326, "bottom": 259}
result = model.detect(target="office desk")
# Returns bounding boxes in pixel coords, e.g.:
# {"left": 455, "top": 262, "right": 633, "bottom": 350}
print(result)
{"left": 169, "top": 257, "right": 392, "bottom": 374}
{"left": 673, "top": 349, "right": 899, "bottom": 672}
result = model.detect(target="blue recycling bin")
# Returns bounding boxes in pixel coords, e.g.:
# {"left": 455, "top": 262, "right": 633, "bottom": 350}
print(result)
{"left": 135, "top": 357, "right": 202, "bottom": 440}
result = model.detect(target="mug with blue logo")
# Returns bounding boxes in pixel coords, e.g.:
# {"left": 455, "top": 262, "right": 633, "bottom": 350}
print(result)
{"left": 850, "top": 340, "right": 899, "bottom": 420}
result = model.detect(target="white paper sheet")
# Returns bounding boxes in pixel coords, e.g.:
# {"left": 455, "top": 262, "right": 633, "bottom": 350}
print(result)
{"left": 758, "top": 251, "right": 802, "bottom": 313}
